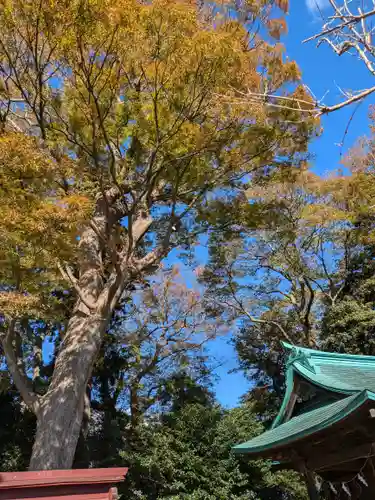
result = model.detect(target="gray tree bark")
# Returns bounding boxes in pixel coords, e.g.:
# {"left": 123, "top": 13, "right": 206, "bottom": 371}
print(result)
{"left": 29, "top": 312, "right": 107, "bottom": 470}
{"left": 2, "top": 182, "right": 166, "bottom": 470}
{"left": 28, "top": 192, "right": 116, "bottom": 470}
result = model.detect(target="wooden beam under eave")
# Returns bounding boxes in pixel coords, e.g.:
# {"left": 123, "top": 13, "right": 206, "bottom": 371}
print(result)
{"left": 284, "top": 377, "right": 300, "bottom": 422}
{"left": 307, "top": 443, "right": 375, "bottom": 472}
{"left": 298, "top": 462, "right": 320, "bottom": 500}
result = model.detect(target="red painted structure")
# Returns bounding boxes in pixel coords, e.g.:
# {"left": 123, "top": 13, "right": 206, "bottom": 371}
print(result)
{"left": 0, "top": 468, "right": 128, "bottom": 500}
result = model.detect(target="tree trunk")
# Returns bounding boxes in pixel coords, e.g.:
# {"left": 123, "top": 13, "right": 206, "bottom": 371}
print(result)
{"left": 25, "top": 188, "right": 155, "bottom": 469}
{"left": 29, "top": 311, "right": 106, "bottom": 470}
{"left": 28, "top": 191, "right": 118, "bottom": 470}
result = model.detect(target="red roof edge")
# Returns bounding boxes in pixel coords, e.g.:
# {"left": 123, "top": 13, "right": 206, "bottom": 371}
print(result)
{"left": 0, "top": 468, "right": 128, "bottom": 490}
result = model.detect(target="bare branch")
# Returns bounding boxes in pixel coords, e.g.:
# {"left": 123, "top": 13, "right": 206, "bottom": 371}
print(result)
{"left": 0, "top": 319, "right": 41, "bottom": 414}
{"left": 225, "top": 267, "right": 295, "bottom": 345}
{"left": 319, "top": 85, "right": 375, "bottom": 114}
{"left": 303, "top": 8, "right": 375, "bottom": 43}
{"left": 302, "top": 1, "right": 375, "bottom": 112}
{"left": 219, "top": 85, "right": 375, "bottom": 116}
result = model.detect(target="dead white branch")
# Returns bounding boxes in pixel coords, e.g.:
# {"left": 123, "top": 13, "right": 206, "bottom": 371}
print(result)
{"left": 302, "top": 0, "right": 375, "bottom": 112}
{"left": 215, "top": 85, "right": 375, "bottom": 116}
{"left": 303, "top": 9, "right": 375, "bottom": 44}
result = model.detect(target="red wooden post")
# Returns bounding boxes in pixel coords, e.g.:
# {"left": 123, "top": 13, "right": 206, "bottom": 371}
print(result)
{"left": 0, "top": 468, "right": 128, "bottom": 500}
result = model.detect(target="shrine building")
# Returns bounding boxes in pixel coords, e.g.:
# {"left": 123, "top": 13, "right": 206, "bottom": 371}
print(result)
{"left": 233, "top": 342, "right": 375, "bottom": 499}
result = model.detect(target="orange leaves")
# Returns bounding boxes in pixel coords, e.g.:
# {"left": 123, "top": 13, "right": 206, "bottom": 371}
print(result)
{"left": 0, "top": 0, "right": 314, "bottom": 322}
{"left": 267, "top": 17, "right": 287, "bottom": 40}
{"left": 29, "top": 195, "right": 91, "bottom": 236}
{"left": 309, "top": 121, "right": 375, "bottom": 240}
{"left": 275, "top": 0, "right": 289, "bottom": 13}
{"left": 0, "top": 131, "right": 93, "bottom": 316}
{"left": 0, "top": 133, "right": 52, "bottom": 179}
{"left": 0, "top": 132, "right": 91, "bottom": 236}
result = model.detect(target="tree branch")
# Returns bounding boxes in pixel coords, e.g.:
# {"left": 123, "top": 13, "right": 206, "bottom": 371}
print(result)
{"left": 318, "top": 85, "right": 375, "bottom": 114}
{"left": 57, "top": 261, "right": 97, "bottom": 312}
{"left": 225, "top": 268, "right": 295, "bottom": 345}
{"left": 301, "top": 1, "right": 375, "bottom": 113}
{"left": 1, "top": 319, "right": 41, "bottom": 414}
{"left": 303, "top": 8, "right": 375, "bottom": 44}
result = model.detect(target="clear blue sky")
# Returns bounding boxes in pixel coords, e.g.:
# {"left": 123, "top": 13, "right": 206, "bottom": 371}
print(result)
{"left": 196, "top": 0, "right": 375, "bottom": 408}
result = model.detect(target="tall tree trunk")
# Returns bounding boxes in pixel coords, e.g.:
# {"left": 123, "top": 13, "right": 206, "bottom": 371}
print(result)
{"left": 14, "top": 188, "right": 154, "bottom": 469}
{"left": 29, "top": 312, "right": 106, "bottom": 470}
{"left": 28, "top": 191, "right": 118, "bottom": 470}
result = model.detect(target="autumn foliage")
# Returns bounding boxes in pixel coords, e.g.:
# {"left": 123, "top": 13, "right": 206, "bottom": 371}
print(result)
{"left": 0, "top": 0, "right": 317, "bottom": 470}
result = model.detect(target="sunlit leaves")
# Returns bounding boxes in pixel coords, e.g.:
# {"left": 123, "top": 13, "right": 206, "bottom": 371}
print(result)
{"left": 0, "top": 0, "right": 313, "bottom": 323}
{"left": 0, "top": 133, "right": 91, "bottom": 314}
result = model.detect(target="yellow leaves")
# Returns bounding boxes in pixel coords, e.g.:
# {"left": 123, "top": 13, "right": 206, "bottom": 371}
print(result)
{"left": 0, "top": 132, "right": 90, "bottom": 219}
{"left": 0, "top": 0, "right": 314, "bottom": 323}
{"left": 0, "top": 133, "right": 52, "bottom": 179}
{"left": 244, "top": 166, "right": 359, "bottom": 235}
{"left": 0, "top": 292, "right": 42, "bottom": 317}
{"left": 0, "top": 131, "right": 93, "bottom": 316}
{"left": 259, "top": 42, "right": 302, "bottom": 91}
{"left": 0, "top": 133, "right": 55, "bottom": 241}
{"left": 301, "top": 204, "right": 349, "bottom": 227}
{"left": 29, "top": 195, "right": 91, "bottom": 236}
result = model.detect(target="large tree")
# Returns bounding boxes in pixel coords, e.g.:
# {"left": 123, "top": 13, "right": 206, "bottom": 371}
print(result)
{"left": 321, "top": 244, "right": 375, "bottom": 355}
{"left": 87, "top": 267, "right": 218, "bottom": 452}
{"left": 0, "top": 0, "right": 315, "bottom": 469}
{"left": 319, "top": 119, "right": 375, "bottom": 354}
{"left": 201, "top": 168, "right": 353, "bottom": 397}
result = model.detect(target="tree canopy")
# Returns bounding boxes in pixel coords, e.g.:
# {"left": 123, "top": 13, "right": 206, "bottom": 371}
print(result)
{"left": 0, "top": 0, "right": 318, "bottom": 470}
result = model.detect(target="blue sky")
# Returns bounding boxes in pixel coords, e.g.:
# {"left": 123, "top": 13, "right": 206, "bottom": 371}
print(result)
{"left": 204, "top": 0, "right": 375, "bottom": 408}
{"left": 287, "top": 0, "right": 375, "bottom": 176}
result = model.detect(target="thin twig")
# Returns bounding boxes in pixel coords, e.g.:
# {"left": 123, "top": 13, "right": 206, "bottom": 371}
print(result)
{"left": 303, "top": 8, "right": 375, "bottom": 43}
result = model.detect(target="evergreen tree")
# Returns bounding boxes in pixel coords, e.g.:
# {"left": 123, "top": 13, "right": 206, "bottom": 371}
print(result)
{"left": 118, "top": 381, "right": 306, "bottom": 499}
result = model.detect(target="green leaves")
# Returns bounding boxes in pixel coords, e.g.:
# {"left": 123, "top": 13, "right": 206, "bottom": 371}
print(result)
{"left": 119, "top": 400, "right": 305, "bottom": 499}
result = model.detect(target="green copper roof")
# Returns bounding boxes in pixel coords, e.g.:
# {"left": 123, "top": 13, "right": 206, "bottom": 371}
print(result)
{"left": 282, "top": 342, "right": 375, "bottom": 394}
{"left": 234, "top": 344, "right": 375, "bottom": 457}
{"left": 272, "top": 342, "right": 375, "bottom": 429}
{"left": 233, "top": 390, "right": 375, "bottom": 456}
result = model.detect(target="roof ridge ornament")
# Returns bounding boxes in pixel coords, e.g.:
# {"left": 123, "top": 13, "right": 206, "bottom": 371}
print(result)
{"left": 287, "top": 347, "right": 316, "bottom": 374}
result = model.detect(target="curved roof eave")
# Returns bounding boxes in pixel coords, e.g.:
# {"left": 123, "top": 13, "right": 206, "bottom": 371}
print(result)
{"left": 271, "top": 342, "right": 375, "bottom": 430}
{"left": 271, "top": 365, "right": 295, "bottom": 429}
{"left": 233, "top": 390, "right": 375, "bottom": 456}
{"left": 281, "top": 341, "right": 375, "bottom": 364}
